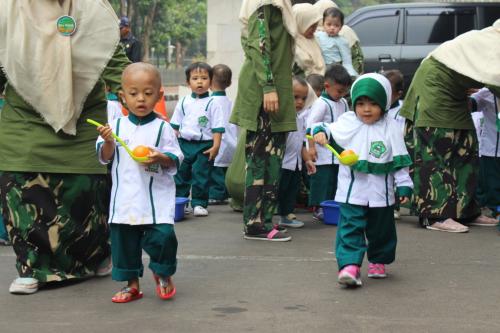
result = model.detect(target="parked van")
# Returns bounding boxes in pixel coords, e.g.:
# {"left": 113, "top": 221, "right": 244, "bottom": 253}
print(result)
{"left": 346, "top": 2, "right": 500, "bottom": 87}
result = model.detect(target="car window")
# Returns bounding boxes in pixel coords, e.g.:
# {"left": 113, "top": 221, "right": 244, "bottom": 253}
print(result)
{"left": 456, "top": 11, "right": 475, "bottom": 36}
{"left": 351, "top": 11, "right": 400, "bottom": 46}
{"left": 406, "top": 9, "right": 454, "bottom": 44}
{"left": 484, "top": 7, "right": 500, "bottom": 26}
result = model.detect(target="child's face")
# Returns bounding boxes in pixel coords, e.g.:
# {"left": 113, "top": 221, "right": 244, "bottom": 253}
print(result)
{"left": 324, "top": 16, "right": 342, "bottom": 37}
{"left": 293, "top": 82, "right": 309, "bottom": 112}
{"left": 325, "top": 80, "right": 349, "bottom": 101}
{"left": 303, "top": 23, "right": 318, "bottom": 39}
{"left": 355, "top": 96, "right": 383, "bottom": 124}
{"left": 120, "top": 70, "right": 163, "bottom": 118}
{"left": 188, "top": 68, "right": 211, "bottom": 95}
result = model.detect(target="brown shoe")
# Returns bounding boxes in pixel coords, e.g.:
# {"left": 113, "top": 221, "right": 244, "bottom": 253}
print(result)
{"left": 469, "top": 215, "right": 499, "bottom": 227}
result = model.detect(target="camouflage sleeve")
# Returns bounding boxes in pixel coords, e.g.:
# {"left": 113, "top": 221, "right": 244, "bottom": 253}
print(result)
{"left": 351, "top": 41, "right": 364, "bottom": 75}
{"left": 245, "top": 5, "right": 275, "bottom": 94}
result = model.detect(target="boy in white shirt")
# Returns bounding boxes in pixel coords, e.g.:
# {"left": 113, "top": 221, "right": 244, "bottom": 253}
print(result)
{"left": 314, "top": 73, "right": 413, "bottom": 287}
{"left": 383, "top": 70, "right": 406, "bottom": 133}
{"left": 208, "top": 64, "right": 238, "bottom": 205}
{"left": 170, "top": 62, "right": 226, "bottom": 216}
{"left": 278, "top": 77, "right": 316, "bottom": 228}
{"left": 96, "top": 63, "right": 184, "bottom": 303}
{"left": 306, "top": 64, "right": 351, "bottom": 220}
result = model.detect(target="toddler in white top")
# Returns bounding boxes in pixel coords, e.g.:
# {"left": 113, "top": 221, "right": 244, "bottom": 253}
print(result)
{"left": 96, "top": 63, "right": 183, "bottom": 303}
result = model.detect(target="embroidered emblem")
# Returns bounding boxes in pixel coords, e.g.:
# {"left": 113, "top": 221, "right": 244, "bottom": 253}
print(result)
{"left": 145, "top": 164, "right": 160, "bottom": 174}
{"left": 56, "top": 16, "right": 77, "bottom": 36}
{"left": 369, "top": 141, "right": 387, "bottom": 158}
{"left": 198, "top": 115, "right": 208, "bottom": 128}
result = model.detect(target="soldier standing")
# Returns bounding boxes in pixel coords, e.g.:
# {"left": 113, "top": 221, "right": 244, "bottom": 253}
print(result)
{"left": 120, "top": 16, "right": 142, "bottom": 63}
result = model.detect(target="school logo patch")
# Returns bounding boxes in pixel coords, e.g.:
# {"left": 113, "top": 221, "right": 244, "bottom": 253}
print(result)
{"left": 369, "top": 141, "right": 387, "bottom": 158}
{"left": 198, "top": 116, "right": 208, "bottom": 128}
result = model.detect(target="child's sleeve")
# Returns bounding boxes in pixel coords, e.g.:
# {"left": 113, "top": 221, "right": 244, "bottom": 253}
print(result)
{"left": 244, "top": 5, "right": 275, "bottom": 94}
{"left": 470, "top": 88, "right": 494, "bottom": 114}
{"left": 394, "top": 167, "right": 413, "bottom": 198}
{"left": 101, "top": 46, "right": 131, "bottom": 95}
{"left": 158, "top": 123, "right": 184, "bottom": 175}
{"left": 338, "top": 37, "right": 358, "bottom": 77}
{"left": 306, "top": 100, "right": 325, "bottom": 131}
{"left": 170, "top": 97, "right": 185, "bottom": 131}
{"left": 96, "top": 119, "right": 117, "bottom": 165}
{"left": 208, "top": 99, "right": 225, "bottom": 134}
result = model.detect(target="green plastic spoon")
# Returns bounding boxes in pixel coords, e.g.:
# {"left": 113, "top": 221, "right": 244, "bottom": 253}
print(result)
{"left": 306, "top": 135, "right": 359, "bottom": 166}
{"left": 87, "top": 118, "right": 149, "bottom": 163}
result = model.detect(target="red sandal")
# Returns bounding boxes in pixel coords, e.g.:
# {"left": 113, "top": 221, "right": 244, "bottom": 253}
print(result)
{"left": 111, "top": 286, "right": 143, "bottom": 303}
{"left": 153, "top": 275, "right": 176, "bottom": 300}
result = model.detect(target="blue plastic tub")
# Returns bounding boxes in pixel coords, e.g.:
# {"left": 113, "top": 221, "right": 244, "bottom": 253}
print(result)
{"left": 320, "top": 200, "right": 340, "bottom": 225}
{"left": 174, "top": 197, "right": 190, "bottom": 222}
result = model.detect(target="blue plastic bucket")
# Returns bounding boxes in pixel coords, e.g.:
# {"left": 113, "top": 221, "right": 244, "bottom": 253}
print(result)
{"left": 174, "top": 197, "right": 190, "bottom": 222}
{"left": 320, "top": 200, "right": 340, "bottom": 225}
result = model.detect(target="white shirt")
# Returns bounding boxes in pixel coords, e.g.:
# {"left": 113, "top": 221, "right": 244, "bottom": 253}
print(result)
{"left": 307, "top": 95, "right": 348, "bottom": 165}
{"left": 97, "top": 114, "right": 184, "bottom": 225}
{"left": 471, "top": 88, "right": 500, "bottom": 157}
{"left": 282, "top": 108, "right": 310, "bottom": 171}
{"left": 387, "top": 100, "right": 405, "bottom": 133}
{"left": 170, "top": 93, "right": 226, "bottom": 141}
{"left": 106, "top": 100, "right": 124, "bottom": 124}
{"left": 211, "top": 93, "right": 239, "bottom": 167}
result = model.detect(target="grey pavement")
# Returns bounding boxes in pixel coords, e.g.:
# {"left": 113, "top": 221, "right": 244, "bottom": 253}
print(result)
{"left": 1, "top": 206, "right": 500, "bottom": 333}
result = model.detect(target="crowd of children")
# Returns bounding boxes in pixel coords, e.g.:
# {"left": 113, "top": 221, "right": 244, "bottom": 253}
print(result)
{"left": 3, "top": 0, "right": 496, "bottom": 301}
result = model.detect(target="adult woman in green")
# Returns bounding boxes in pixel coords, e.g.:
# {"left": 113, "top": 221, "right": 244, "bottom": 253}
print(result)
{"left": 0, "top": 0, "right": 129, "bottom": 294}
{"left": 400, "top": 20, "right": 500, "bottom": 233}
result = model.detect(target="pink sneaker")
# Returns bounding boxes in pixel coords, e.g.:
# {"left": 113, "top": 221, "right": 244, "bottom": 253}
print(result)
{"left": 338, "top": 265, "right": 362, "bottom": 287}
{"left": 367, "top": 263, "right": 387, "bottom": 278}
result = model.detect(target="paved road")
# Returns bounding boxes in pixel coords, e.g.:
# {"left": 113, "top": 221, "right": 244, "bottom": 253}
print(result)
{"left": 1, "top": 206, "right": 499, "bottom": 333}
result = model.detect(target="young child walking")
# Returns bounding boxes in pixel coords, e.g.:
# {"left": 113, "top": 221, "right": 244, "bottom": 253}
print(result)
{"left": 315, "top": 8, "right": 358, "bottom": 77}
{"left": 278, "top": 76, "right": 317, "bottom": 228}
{"left": 209, "top": 64, "right": 238, "bottom": 205}
{"left": 383, "top": 70, "right": 406, "bottom": 132}
{"left": 170, "top": 62, "right": 225, "bottom": 216}
{"left": 313, "top": 73, "right": 413, "bottom": 287}
{"left": 307, "top": 64, "right": 351, "bottom": 220}
{"left": 96, "top": 63, "right": 183, "bottom": 302}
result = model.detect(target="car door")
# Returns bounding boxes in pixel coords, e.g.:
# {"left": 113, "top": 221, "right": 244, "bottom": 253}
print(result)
{"left": 348, "top": 8, "right": 403, "bottom": 74}
{"left": 399, "top": 7, "right": 475, "bottom": 87}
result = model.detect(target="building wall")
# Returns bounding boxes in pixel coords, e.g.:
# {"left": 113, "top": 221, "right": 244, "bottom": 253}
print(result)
{"left": 207, "top": 0, "right": 244, "bottom": 99}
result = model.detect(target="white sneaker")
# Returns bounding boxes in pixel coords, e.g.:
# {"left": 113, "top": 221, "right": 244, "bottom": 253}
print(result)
{"left": 184, "top": 206, "right": 193, "bottom": 215}
{"left": 9, "top": 277, "right": 39, "bottom": 294}
{"left": 394, "top": 211, "right": 401, "bottom": 220}
{"left": 193, "top": 206, "right": 208, "bottom": 216}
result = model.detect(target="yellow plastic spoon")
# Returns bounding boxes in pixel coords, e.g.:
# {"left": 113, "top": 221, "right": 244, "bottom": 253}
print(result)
{"left": 87, "top": 118, "right": 149, "bottom": 163}
{"left": 306, "top": 135, "right": 359, "bottom": 166}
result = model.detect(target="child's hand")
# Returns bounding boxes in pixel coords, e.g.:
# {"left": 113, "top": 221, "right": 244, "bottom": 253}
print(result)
{"left": 97, "top": 124, "right": 114, "bottom": 143}
{"left": 142, "top": 149, "right": 175, "bottom": 168}
{"left": 400, "top": 196, "right": 409, "bottom": 205}
{"left": 203, "top": 145, "right": 219, "bottom": 161}
{"left": 307, "top": 146, "right": 317, "bottom": 162}
{"left": 305, "top": 160, "right": 316, "bottom": 175}
{"left": 263, "top": 91, "right": 279, "bottom": 113}
{"left": 314, "top": 132, "right": 328, "bottom": 146}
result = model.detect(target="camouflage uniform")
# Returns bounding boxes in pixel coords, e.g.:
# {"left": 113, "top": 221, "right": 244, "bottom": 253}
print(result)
{"left": 244, "top": 110, "right": 286, "bottom": 234}
{"left": 351, "top": 41, "right": 364, "bottom": 75}
{"left": 0, "top": 172, "right": 110, "bottom": 282}
{"left": 404, "top": 122, "right": 481, "bottom": 225}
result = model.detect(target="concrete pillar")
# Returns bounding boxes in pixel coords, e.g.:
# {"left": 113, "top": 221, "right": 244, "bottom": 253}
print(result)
{"left": 207, "top": 0, "right": 244, "bottom": 99}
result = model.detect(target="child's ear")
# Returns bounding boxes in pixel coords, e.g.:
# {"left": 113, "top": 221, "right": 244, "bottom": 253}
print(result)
{"left": 118, "top": 90, "right": 125, "bottom": 103}
{"left": 158, "top": 87, "right": 164, "bottom": 101}
{"left": 324, "top": 81, "right": 330, "bottom": 90}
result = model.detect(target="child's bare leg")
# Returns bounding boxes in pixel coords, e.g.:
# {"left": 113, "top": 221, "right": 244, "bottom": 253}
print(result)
{"left": 113, "top": 278, "right": 140, "bottom": 301}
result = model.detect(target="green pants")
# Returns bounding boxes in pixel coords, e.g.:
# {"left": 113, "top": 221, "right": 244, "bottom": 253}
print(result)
{"left": 209, "top": 166, "right": 228, "bottom": 200}
{"left": 244, "top": 110, "right": 286, "bottom": 233}
{"left": 278, "top": 167, "right": 301, "bottom": 216}
{"left": 110, "top": 223, "right": 177, "bottom": 281}
{"left": 309, "top": 164, "right": 339, "bottom": 206}
{"left": 477, "top": 156, "right": 500, "bottom": 214}
{"left": 175, "top": 139, "right": 213, "bottom": 208}
{"left": 336, "top": 203, "right": 397, "bottom": 270}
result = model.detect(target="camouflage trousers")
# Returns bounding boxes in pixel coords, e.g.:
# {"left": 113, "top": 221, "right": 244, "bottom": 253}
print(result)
{"left": 244, "top": 110, "right": 286, "bottom": 233}
{"left": 404, "top": 124, "right": 480, "bottom": 222}
{"left": 0, "top": 172, "right": 111, "bottom": 282}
